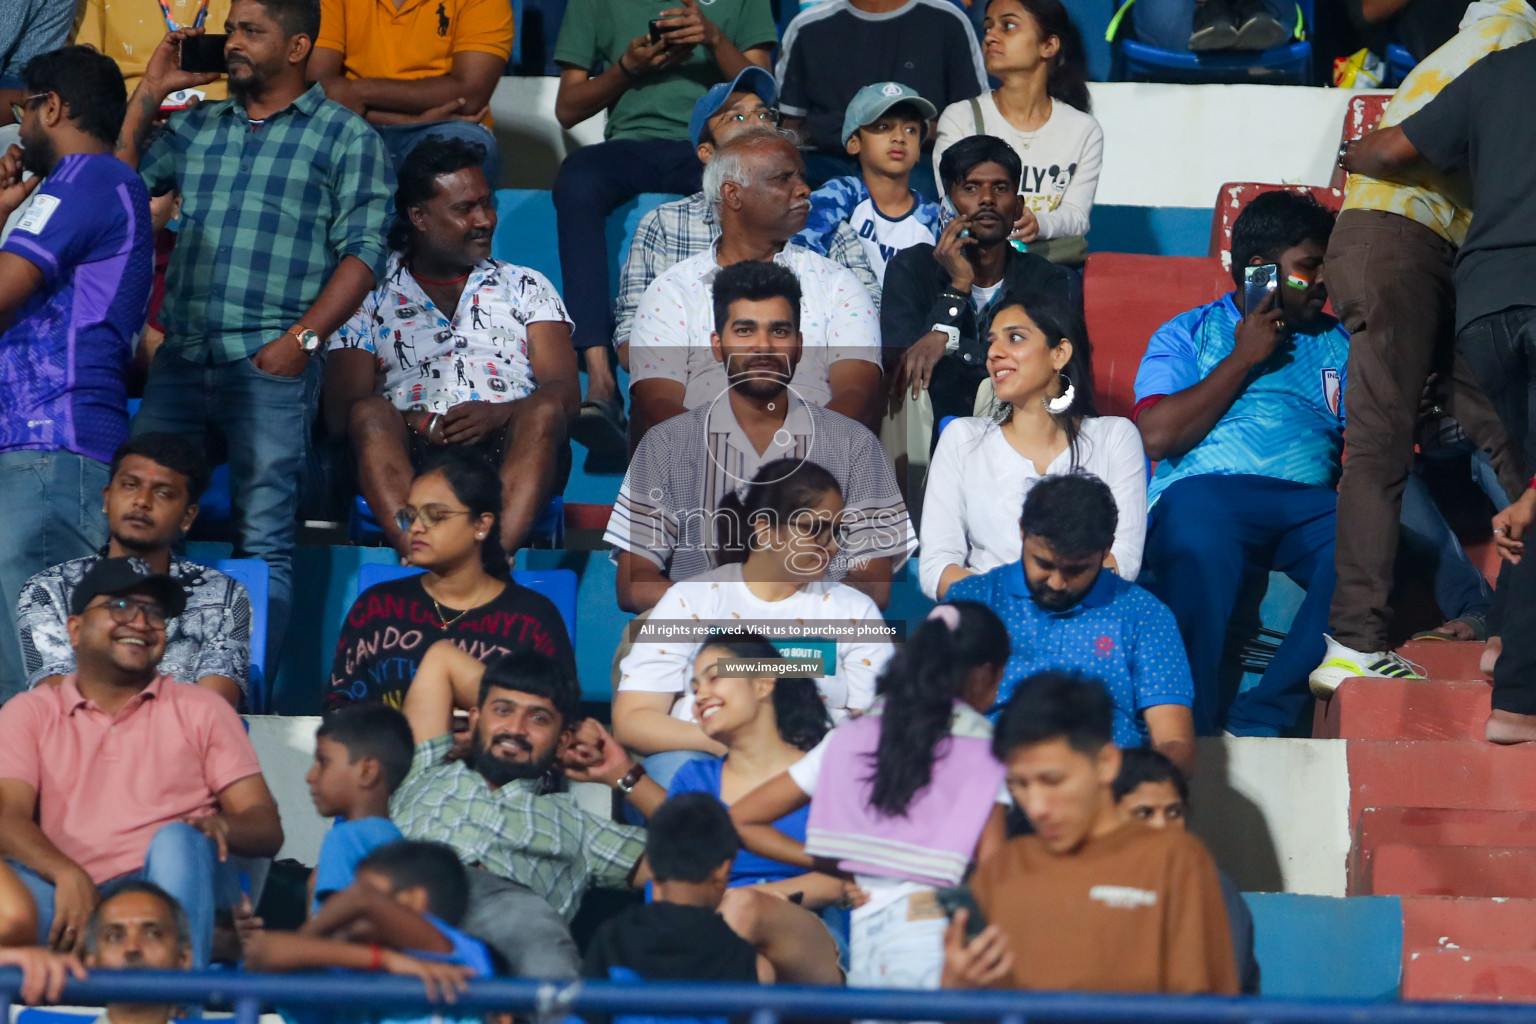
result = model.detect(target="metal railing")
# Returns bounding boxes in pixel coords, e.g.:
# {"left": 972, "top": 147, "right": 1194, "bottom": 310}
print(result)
{"left": 5, "top": 969, "right": 1536, "bottom": 1024}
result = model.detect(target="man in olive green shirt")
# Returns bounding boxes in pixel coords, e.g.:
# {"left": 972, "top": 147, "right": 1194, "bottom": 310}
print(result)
{"left": 550, "top": 0, "right": 776, "bottom": 469}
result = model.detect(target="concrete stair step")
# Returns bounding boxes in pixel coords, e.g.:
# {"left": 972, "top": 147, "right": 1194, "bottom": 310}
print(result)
{"left": 1403, "top": 948, "right": 1536, "bottom": 1002}
{"left": 1403, "top": 897, "right": 1536, "bottom": 953}
{"left": 1317, "top": 677, "right": 1490, "bottom": 741}
{"left": 1394, "top": 639, "right": 1487, "bottom": 683}
{"left": 1367, "top": 844, "right": 1536, "bottom": 899}
{"left": 1350, "top": 809, "right": 1536, "bottom": 895}
{"left": 1348, "top": 741, "right": 1536, "bottom": 822}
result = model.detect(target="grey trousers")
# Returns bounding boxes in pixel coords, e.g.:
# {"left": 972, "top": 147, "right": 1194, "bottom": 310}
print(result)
{"left": 461, "top": 867, "right": 581, "bottom": 979}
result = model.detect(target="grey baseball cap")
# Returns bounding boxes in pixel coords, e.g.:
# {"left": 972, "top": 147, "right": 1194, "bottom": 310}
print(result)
{"left": 840, "top": 81, "right": 938, "bottom": 145}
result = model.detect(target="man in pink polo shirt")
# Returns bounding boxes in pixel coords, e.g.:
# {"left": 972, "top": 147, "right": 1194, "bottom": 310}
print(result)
{"left": 0, "top": 559, "right": 283, "bottom": 969}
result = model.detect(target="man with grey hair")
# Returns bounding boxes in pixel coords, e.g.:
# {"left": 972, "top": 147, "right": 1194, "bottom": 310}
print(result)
{"left": 83, "top": 882, "right": 192, "bottom": 1024}
{"left": 626, "top": 130, "right": 882, "bottom": 446}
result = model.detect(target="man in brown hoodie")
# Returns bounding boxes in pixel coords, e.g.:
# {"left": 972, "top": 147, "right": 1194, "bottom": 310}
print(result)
{"left": 941, "top": 672, "right": 1239, "bottom": 995}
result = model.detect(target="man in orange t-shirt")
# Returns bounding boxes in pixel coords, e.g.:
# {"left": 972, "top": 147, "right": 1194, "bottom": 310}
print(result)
{"left": 941, "top": 673, "right": 1239, "bottom": 996}
{"left": 309, "top": 0, "right": 511, "bottom": 182}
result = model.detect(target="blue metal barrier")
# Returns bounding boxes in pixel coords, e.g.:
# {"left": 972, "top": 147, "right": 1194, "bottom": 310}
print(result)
{"left": 6, "top": 970, "right": 1536, "bottom": 1024}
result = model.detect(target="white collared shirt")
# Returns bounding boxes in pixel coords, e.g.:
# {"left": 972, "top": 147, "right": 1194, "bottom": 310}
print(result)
{"left": 330, "top": 253, "right": 572, "bottom": 413}
{"left": 628, "top": 241, "right": 881, "bottom": 410}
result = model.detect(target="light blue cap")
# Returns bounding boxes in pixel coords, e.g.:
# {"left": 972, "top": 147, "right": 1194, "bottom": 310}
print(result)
{"left": 688, "top": 66, "right": 777, "bottom": 149}
{"left": 840, "top": 81, "right": 937, "bottom": 145}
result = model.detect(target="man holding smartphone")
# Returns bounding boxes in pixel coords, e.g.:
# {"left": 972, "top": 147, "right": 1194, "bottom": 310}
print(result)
{"left": 112, "top": 0, "right": 394, "bottom": 680}
{"left": 1133, "top": 190, "right": 1347, "bottom": 738}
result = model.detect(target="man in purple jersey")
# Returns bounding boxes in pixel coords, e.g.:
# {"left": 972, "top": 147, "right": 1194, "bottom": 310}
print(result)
{"left": 0, "top": 46, "right": 153, "bottom": 702}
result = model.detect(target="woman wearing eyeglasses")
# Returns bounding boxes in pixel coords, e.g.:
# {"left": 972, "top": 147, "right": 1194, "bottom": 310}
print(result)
{"left": 325, "top": 449, "right": 574, "bottom": 711}
{"left": 612, "top": 458, "right": 895, "bottom": 792}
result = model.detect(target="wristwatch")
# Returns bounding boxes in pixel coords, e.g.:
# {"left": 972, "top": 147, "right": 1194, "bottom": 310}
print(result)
{"left": 615, "top": 762, "right": 647, "bottom": 794}
{"left": 288, "top": 324, "right": 322, "bottom": 353}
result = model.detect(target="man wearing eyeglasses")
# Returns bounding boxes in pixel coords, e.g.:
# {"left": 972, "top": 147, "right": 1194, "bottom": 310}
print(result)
{"left": 610, "top": 68, "right": 882, "bottom": 423}
{"left": 0, "top": 46, "right": 154, "bottom": 703}
{"left": 0, "top": 558, "right": 283, "bottom": 969}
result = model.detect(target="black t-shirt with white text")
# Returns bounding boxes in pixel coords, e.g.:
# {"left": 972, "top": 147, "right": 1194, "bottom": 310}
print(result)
{"left": 327, "top": 574, "right": 575, "bottom": 709}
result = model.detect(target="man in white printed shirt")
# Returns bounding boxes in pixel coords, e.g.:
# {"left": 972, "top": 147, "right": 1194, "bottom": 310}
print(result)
{"left": 325, "top": 137, "right": 581, "bottom": 559}
{"left": 628, "top": 131, "right": 883, "bottom": 442}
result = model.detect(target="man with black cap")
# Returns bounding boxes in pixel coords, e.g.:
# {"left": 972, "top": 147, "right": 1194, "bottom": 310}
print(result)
{"left": 0, "top": 558, "right": 282, "bottom": 970}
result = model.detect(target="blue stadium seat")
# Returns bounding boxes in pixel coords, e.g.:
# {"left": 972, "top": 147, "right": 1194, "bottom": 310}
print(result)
{"left": 1109, "top": 0, "right": 1313, "bottom": 84}
{"left": 1385, "top": 43, "right": 1415, "bottom": 87}
{"left": 354, "top": 562, "right": 578, "bottom": 645}
{"left": 201, "top": 558, "right": 270, "bottom": 714}
{"left": 350, "top": 494, "right": 565, "bottom": 548}
{"left": 938, "top": 415, "right": 958, "bottom": 435}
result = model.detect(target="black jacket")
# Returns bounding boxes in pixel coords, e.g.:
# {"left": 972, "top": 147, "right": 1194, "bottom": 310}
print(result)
{"left": 880, "top": 242, "right": 1080, "bottom": 434}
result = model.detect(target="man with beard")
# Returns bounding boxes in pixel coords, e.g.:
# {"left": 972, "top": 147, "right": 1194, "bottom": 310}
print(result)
{"left": 112, "top": 1, "right": 393, "bottom": 680}
{"left": 607, "top": 259, "right": 915, "bottom": 614}
{"left": 948, "top": 474, "right": 1197, "bottom": 776}
{"left": 881, "top": 134, "right": 1077, "bottom": 447}
{"left": 0, "top": 46, "right": 152, "bottom": 703}
{"left": 394, "top": 646, "right": 665, "bottom": 978}
{"left": 1134, "top": 190, "right": 1345, "bottom": 739}
{"left": 627, "top": 130, "right": 882, "bottom": 442}
{"left": 18, "top": 433, "right": 252, "bottom": 707}
{"left": 326, "top": 137, "right": 580, "bottom": 561}
{"left": 0, "top": 558, "right": 283, "bottom": 968}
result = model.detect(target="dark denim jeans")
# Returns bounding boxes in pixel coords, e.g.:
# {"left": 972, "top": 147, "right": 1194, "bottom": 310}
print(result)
{"left": 0, "top": 450, "right": 108, "bottom": 702}
{"left": 132, "top": 348, "right": 322, "bottom": 677}
{"left": 377, "top": 119, "right": 501, "bottom": 186}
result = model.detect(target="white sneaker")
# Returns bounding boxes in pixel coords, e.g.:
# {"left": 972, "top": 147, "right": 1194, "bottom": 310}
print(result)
{"left": 1308, "top": 635, "right": 1426, "bottom": 698}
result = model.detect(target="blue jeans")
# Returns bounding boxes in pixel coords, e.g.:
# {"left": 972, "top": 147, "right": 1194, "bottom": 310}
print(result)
{"left": 552, "top": 138, "right": 703, "bottom": 352}
{"left": 1145, "top": 474, "right": 1337, "bottom": 736}
{"left": 1130, "top": 0, "right": 1292, "bottom": 50}
{"left": 0, "top": 450, "right": 108, "bottom": 702}
{"left": 9, "top": 822, "right": 240, "bottom": 968}
{"left": 132, "top": 348, "right": 322, "bottom": 677}
{"left": 377, "top": 120, "right": 501, "bottom": 187}
{"left": 1399, "top": 448, "right": 1505, "bottom": 627}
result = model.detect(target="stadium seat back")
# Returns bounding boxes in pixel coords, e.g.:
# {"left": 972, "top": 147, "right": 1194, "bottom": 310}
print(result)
{"left": 1081, "top": 252, "right": 1231, "bottom": 417}
{"left": 1111, "top": 0, "right": 1314, "bottom": 84}
{"left": 1330, "top": 94, "right": 1391, "bottom": 188}
{"left": 1209, "top": 182, "right": 1345, "bottom": 273}
{"left": 203, "top": 558, "right": 270, "bottom": 713}
{"left": 353, "top": 562, "right": 578, "bottom": 644}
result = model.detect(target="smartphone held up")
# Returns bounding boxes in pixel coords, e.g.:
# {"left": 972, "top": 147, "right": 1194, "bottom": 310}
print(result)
{"left": 180, "top": 34, "right": 230, "bottom": 74}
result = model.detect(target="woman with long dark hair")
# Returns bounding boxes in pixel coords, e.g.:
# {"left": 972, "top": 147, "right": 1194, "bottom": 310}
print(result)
{"left": 920, "top": 290, "right": 1146, "bottom": 599}
{"left": 613, "top": 459, "right": 893, "bottom": 788}
{"left": 730, "top": 602, "right": 1013, "bottom": 994}
{"left": 932, "top": 0, "right": 1103, "bottom": 265}
{"left": 327, "top": 449, "right": 574, "bottom": 709}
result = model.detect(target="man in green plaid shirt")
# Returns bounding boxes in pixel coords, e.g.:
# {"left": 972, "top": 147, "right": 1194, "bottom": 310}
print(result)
{"left": 113, "top": 0, "right": 393, "bottom": 677}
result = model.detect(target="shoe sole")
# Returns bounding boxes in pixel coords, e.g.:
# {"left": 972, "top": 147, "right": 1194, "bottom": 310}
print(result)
{"left": 1233, "top": 17, "right": 1289, "bottom": 50}
{"left": 1308, "top": 659, "right": 1364, "bottom": 699}
{"left": 570, "top": 409, "right": 627, "bottom": 457}
{"left": 1189, "top": 23, "right": 1239, "bottom": 51}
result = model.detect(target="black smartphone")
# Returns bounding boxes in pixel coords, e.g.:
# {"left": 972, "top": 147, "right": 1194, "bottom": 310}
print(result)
{"left": 1243, "top": 262, "right": 1279, "bottom": 316}
{"left": 648, "top": 17, "right": 666, "bottom": 42}
{"left": 180, "top": 34, "right": 229, "bottom": 74}
{"left": 935, "top": 886, "right": 987, "bottom": 941}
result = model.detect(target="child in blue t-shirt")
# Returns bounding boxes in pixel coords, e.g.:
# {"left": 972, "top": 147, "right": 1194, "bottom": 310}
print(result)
{"left": 795, "top": 82, "right": 945, "bottom": 282}
{"left": 306, "top": 704, "right": 416, "bottom": 913}
{"left": 246, "top": 839, "right": 494, "bottom": 1014}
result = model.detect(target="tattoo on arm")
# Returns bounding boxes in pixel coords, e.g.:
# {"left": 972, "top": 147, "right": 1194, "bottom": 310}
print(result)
{"left": 116, "top": 91, "right": 163, "bottom": 166}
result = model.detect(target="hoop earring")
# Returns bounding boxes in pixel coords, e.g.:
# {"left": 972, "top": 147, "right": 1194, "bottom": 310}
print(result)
{"left": 1044, "top": 372, "right": 1075, "bottom": 415}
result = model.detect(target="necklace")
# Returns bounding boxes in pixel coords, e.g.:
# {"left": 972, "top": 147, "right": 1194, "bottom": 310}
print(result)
{"left": 428, "top": 581, "right": 487, "bottom": 630}
{"left": 411, "top": 266, "right": 471, "bottom": 286}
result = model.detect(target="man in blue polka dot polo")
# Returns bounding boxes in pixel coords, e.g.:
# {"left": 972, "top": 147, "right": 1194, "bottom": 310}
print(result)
{"left": 947, "top": 474, "right": 1196, "bottom": 776}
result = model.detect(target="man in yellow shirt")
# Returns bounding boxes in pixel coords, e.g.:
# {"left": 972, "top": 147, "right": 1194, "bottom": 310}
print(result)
{"left": 1310, "top": 0, "right": 1536, "bottom": 696}
{"left": 74, "top": 0, "right": 234, "bottom": 101}
{"left": 307, "top": 0, "right": 511, "bottom": 183}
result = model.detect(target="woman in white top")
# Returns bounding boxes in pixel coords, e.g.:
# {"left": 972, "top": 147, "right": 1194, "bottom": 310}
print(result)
{"left": 933, "top": 0, "right": 1104, "bottom": 263}
{"left": 920, "top": 290, "right": 1147, "bottom": 599}
{"left": 613, "top": 459, "right": 893, "bottom": 779}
